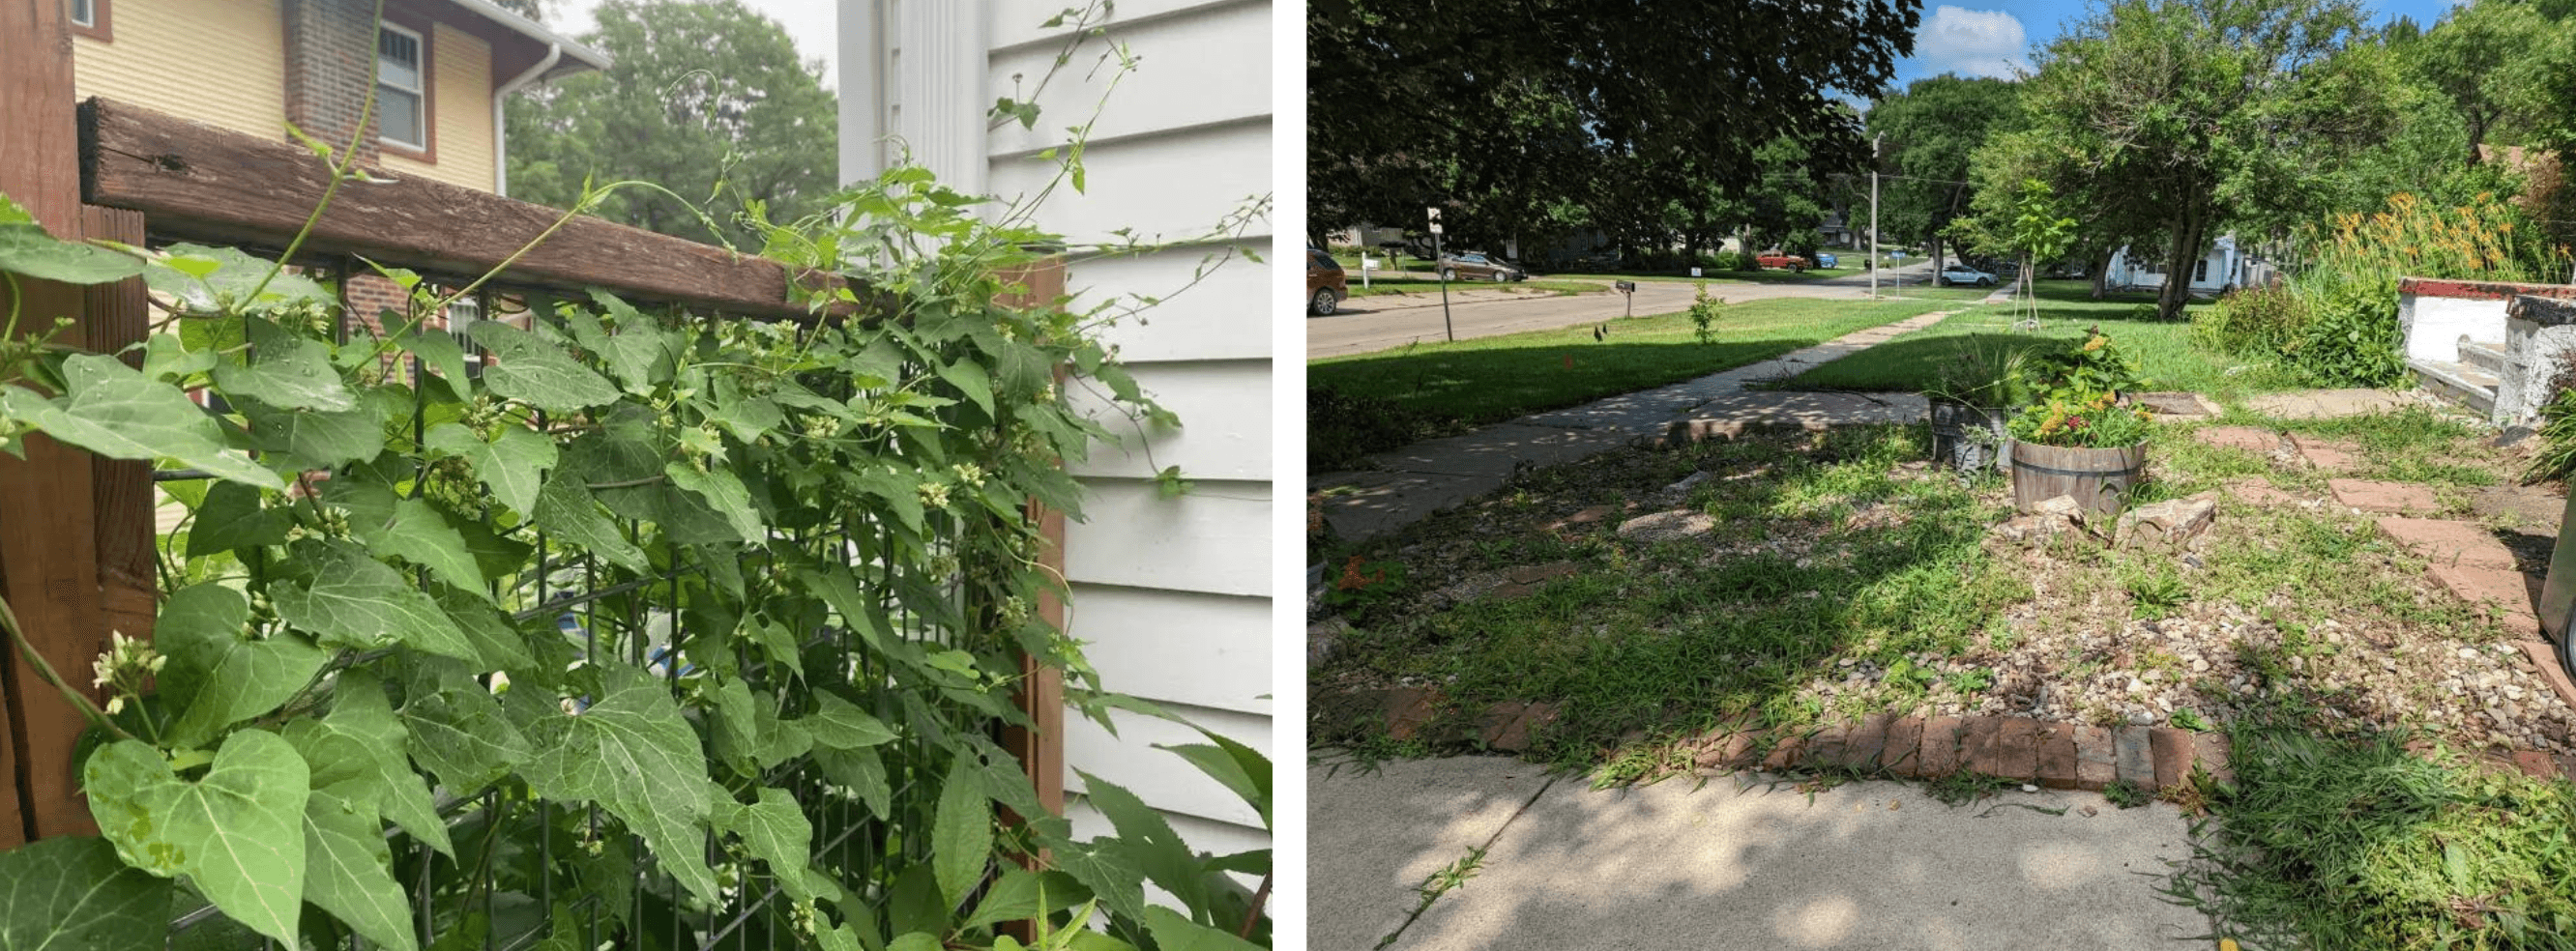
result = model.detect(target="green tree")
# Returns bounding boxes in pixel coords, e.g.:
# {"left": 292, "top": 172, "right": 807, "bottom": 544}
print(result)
{"left": 2007, "top": 0, "right": 2393, "bottom": 319}
{"left": 2408, "top": 1, "right": 2552, "bottom": 167}
{"left": 1866, "top": 74, "right": 2021, "bottom": 269}
{"left": 505, "top": 0, "right": 836, "bottom": 248}
{"left": 1308, "top": 0, "right": 1922, "bottom": 254}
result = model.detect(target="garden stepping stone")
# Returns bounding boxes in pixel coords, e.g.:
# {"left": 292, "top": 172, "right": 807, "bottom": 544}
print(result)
{"left": 2222, "top": 476, "right": 2306, "bottom": 506}
{"left": 2518, "top": 642, "right": 2576, "bottom": 714}
{"left": 2133, "top": 391, "right": 2222, "bottom": 419}
{"left": 2289, "top": 433, "right": 2362, "bottom": 470}
{"left": 2328, "top": 478, "right": 2442, "bottom": 515}
{"left": 2242, "top": 388, "right": 2416, "bottom": 419}
{"left": 2377, "top": 517, "right": 2518, "bottom": 570}
{"left": 2427, "top": 564, "right": 2541, "bottom": 636}
{"left": 2194, "top": 425, "right": 2283, "bottom": 453}
{"left": 2114, "top": 496, "right": 2216, "bottom": 548}
{"left": 1615, "top": 509, "right": 1714, "bottom": 543}
{"left": 1484, "top": 562, "right": 1578, "bottom": 599}
{"left": 2471, "top": 484, "right": 2565, "bottom": 536}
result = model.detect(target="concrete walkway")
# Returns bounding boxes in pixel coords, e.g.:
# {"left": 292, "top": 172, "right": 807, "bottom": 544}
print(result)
{"left": 1312, "top": 758, "right": 2207, "bottom": 951}
{"left": 1313, "top": 307, "right": 1963, "bottom": 540}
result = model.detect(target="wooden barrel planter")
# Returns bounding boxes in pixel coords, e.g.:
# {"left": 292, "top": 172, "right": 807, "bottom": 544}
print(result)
{"left": 2009, "top": 441, "right": 2148, "bottom": 515}
{"left": 1928, "top": 398, "right": 2011, "bottom": 474}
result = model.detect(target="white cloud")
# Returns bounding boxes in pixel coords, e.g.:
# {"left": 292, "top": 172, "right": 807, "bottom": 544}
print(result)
{"left": 1917, "top": 6, "right": 2029, "bottom": 79}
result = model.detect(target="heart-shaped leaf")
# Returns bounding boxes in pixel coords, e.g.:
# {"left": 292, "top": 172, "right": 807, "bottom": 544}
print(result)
{"left": 0, "top": 836, "right": 172, "bottom": 951}
{"left": 302, "top": 785, "right": 419, "bottom": 951}
{"left": 1, "top": 357, "right": 282, "bottom": 490}
{"left": 85, "top": 731, "right": 310, "bottom": 946}
{"left": 470, "top": 322, "right": 619, "bottom": 413}
{"left": 425, "top": 421, "right": 557, "bottom": 516}
{"left": 158, "top": 582, "right": 328, "bottom": 749}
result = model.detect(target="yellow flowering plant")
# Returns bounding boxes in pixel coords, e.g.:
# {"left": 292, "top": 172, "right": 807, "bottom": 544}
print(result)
{"left": 2006, "top": 329, "right": 2155, "bottom": 447}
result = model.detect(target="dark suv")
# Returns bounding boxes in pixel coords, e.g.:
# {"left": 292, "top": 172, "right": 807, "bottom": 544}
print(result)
{"left": 1307, "top": 248, "right": 1347, "bottom": 315}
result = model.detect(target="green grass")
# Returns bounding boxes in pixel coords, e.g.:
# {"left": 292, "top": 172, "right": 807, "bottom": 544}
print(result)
{"left": 1308, "top": 294, "right": 1982, "bottom": 470}
{"left": 2168, "top": 721, "right": 2576, "bottom": 950}
{"left": 1776, "top": 281, "right": 2302, "bottom": 402}
{"left": 1345, "top": 276, "right": 1609, "bottom": 298}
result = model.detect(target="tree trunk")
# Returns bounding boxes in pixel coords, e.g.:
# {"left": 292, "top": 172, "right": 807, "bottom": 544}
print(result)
{"left": 2089, "top": 249, "right": 2113, "bottom": 300}
{"left": 2157, "top": 203, "right": 2205, "bottom": 322}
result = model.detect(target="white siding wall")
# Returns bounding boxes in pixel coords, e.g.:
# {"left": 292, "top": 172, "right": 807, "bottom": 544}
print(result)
{"left": 841, "top": 0, "right": 1273, "bottom": 859}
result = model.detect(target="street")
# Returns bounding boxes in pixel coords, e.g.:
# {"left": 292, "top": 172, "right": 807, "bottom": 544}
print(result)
{"left": 1307, "top": 261, "right": 1945, "bottom": 360}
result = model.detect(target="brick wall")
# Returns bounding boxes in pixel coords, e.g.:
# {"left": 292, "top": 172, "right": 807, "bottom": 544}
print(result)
{"left": 281, "top": 0, "right": 381, "bottom": 166}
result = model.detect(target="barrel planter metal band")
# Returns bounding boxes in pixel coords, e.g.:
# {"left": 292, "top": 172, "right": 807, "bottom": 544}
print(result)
{"left": 2008, "top": 440, "right": 2149, "bottom": 516}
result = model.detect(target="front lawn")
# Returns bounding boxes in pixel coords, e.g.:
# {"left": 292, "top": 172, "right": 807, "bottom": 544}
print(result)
{"left": 1345, "top": 276, "right": 1609, "bottom": 298}
{"left": 1778, "top": 282, "right": 2303, "bottom": 402}
{"left": 1308, "top": 295, "right": 1979, "bottom": 471}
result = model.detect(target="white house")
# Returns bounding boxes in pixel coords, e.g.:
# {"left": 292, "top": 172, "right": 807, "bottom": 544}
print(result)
{"left": 837, "top": 0, "right": 1273, "bottom": 861}
{"left": 2105, "top": 234, "right": 2272, "bottom": 295}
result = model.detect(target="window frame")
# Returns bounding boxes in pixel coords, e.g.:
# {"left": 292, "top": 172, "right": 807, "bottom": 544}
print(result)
{"left": 2194, "top": 258, "right": 2210, "bottom": 283}
{"left": 374, "top": 18, "right": 437, "bottom": 161}
{"left": 69, "top": 0, "right": 110, "bottom": 41}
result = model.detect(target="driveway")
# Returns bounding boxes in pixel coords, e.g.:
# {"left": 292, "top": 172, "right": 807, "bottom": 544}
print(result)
{"left": 1308, "top": 263, "right": 1945, "bottom": 360}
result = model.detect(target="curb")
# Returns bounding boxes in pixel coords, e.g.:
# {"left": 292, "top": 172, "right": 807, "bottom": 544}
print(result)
{"left": 1346, "top": 688, "right": 2576, "bottom": 788}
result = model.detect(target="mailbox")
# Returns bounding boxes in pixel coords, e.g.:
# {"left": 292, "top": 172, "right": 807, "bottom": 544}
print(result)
{"left": 1614, "top": 280, "right": 1637, "bottom": 293}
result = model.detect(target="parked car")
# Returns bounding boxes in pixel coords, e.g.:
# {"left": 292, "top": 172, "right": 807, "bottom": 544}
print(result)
{"left": 1307, "top": 247, "right": 1347, "bottom": 315}
{"left": 1437, "top": 251, "right": 1527, "bottom": 282}
{"left": 1813, "top": 251, "right": 1839, "bottom": 269}
{"left": 1756, "top": 251, "right": 1810, "bottom": 272}
{"left": 1938, "top": 263, "right": 1998, "bottom": 287}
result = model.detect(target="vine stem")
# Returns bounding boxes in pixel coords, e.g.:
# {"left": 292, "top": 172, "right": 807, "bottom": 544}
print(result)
{"left": 0, "top": 591, "right": 136, "bottom": 743}
{"left": 1237, "top": 873, "right": 1271, "bottom": 939}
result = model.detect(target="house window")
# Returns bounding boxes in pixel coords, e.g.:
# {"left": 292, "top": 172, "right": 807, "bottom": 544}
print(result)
{"left": 68, "top": 0, "right": 109, "bottom": 40}
{"left": 446, "top": 296, "right": 484, "bottom": 379}
{"left": 2194, "top": 259, "right": 2210, "bottom": 283}
{"left": 377, "top": 23, "right": 427, "bottom": 151}
{"left": 70, "top": 0, "right": 92, "bottom": 26}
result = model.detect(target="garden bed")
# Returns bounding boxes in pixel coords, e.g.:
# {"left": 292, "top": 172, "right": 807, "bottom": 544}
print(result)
{"left": 1309, "top": 408, "right": 2576, "bottom": 774}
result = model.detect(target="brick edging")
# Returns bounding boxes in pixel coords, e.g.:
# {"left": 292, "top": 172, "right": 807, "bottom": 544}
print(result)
{"left": 1344, "top": 687, "right": 2576, "bottom": 788}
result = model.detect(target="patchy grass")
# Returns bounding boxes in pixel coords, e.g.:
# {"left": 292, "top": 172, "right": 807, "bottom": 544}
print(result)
{"left": 1778, "top": 282, "right": 2304, "bottom": 403}
{"left": 2168, "top": 718, "right": 2576, "bottom": 950}
{"left": 1346, "top": 277, "right": 1609, "bottom": 298}
{"left": 1308, "top": 294, "right": 1985, "bottom": 471}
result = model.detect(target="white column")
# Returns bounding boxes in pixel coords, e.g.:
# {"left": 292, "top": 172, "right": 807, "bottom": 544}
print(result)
{"left": 838, "top": 0, "right": 986, "bottom": 200}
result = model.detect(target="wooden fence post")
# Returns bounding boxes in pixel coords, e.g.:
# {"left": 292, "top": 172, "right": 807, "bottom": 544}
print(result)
{"left": 84, "top": 206, "right": 154, "bottom": 650}
{"left": 998, "top": 258, "right": 1069, "bottom": 822}
{"left": 0, "top": 0, "right": 109, "bottom": 841}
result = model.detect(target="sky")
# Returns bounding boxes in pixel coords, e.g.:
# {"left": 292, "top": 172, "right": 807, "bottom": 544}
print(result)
{"left": 549, "top": 0, "right": 837, "bottom": 86}
{"left": 1892, "top": 0, "right": 2471, "bottom": 91}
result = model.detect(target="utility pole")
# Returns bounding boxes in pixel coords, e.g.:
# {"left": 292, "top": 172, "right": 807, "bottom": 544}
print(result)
{"left": 1429, "top": 206, "right": 1453, "bottom": 342}
{"left": 1870, "top": 132, "right": 1883, "bottom": 301}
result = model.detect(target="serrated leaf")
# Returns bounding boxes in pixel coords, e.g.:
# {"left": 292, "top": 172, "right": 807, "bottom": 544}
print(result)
{"left": 369, "top": 498, "right": 490, "bottom": 598}
{"left": 939, "top": 360, "right": 994, "bottom": 416}
{"left": 961, "top": 868, "right": 1093, "bottom": 932}
{"left": 0, "top": 835, "right": 172, "bottom": 951}
{"left": 283, "top": 669, "right": 454, "bottom": 857}
{"left": 667, "top": 462, "right": 763, "bottom": 543}
{"left": 1141, "top": 908, "right": 1264, "bottom": 951}
{"left": 470, "top": 322, "right": 619, "bottom": 413}
{"left": 533, "top": 471, "right": 649, "bottom": 573}
{"left": 242, "top": 389, "right": 394, "bottom": 470}
{"left": 158, "top": 582, "right": 327, "bottom": 749}
{"left": 719, "top": 787, "right": 820, "bottom": 903}
{"left": 814, "top": 745, "right": 892, "bottom": 819}
{"left": 1161, "top": 737, "right": 1271, "bottom": 829}
{"left": 2, "top": 358, "right": 282, "bottom": 490}
{"left": 302, "top": 785, "right": 420, "bottom": 951}
{"left": 396, "top": 657, "right": 532, "bottom": 792}
{"left": 273, "top": 539, "right": 483, "bottom": 664}
{"left": 933, "top": 753, "right": 994, "bottom": 910}
{"left": 806, "top": 693, "right": 897, "bottom": 749}
{"left": 425, "top": 421, "right": 557, "bottom": 516}
{"left": 520, "top": 665, "right": 719, "bottom": 904}
{"left": 213, "top": 317, "right": 354, "bottom": 412}
{"left": 0, "top": 219, "right": 145, "bottom": 284}
{"left": 186, "top": 480, "right": 291, "bottom": 558}
{"left": 1042, "top": 837, "right": 1145, "bottom": 925}
{"left": 85, "top": 731, "right": 309, "bottom": 946}
{"left": 1076, "top": 770, "right": 1207, "bottom": 913}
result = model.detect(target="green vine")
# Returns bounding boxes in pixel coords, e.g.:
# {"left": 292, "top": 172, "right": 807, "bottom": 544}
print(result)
{"left": 0, "top": 6, "right": 1272, "bottom": 949}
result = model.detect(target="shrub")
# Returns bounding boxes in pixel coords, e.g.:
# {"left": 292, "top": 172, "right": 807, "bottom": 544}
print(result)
{"left": 1309, "top": 386, "right": 1441, "bottom": 471}
{"left": 2195, "top": 284, "right": 2311, "bottom": 357}
{"left": 2281, "top": 276, "right": 2407, "bottom": 387}
{"left": 1688, "top": 282, "right": 1723, "bottom": 343}
{"left": 2257, "top": 190, "right": 2566, "bottom": 385}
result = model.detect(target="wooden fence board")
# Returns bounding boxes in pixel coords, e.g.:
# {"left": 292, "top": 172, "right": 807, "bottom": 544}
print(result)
{"left": 0, "top": 0, "right": 105, "bottom": 841}
{"left": 81, "top": 97, "right": 834, "bottom": 319}
{"left": 83, "top": 205, "right": 154, "bottom": 649}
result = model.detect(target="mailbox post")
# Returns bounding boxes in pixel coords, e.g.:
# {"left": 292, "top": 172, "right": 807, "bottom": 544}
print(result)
{"left": 1615, "top": 279, "right": 1636, "bottom": 318}
{"left": 1429, "top": 207, "right": 1453, "bottom": 342}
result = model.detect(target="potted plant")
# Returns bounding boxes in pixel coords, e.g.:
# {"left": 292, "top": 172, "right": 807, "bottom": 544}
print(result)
{"left": 2005, "top": 329, "right": 2155, "bottom": 514}
{"left": 1926, "top": 344, "right": 2028, "bottom": 474}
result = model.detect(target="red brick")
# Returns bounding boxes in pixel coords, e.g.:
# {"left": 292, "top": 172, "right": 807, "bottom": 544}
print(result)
{"left": 1996, "top": 717, "right": 2043, "bottom": 781}
{"left": 1804, "top": 723, "right": 1854, "bottom": 769}
{"left": 2379, "top": 517, "right": 2519, "bottom": 571}
{"left": 2075, "top": 725, "right": 2119, "bottom": 791}
{"left": 2429, "top": 566, "right": 2541, "bottom": 636}
{"left": 1961, "top": 716, "right": 2005, "bottom": 777}
{"left": 2291, "top": 434, "right": 2361, "bottom": 470}
{"left": 1834, "top": 714, "right": 1891, "bottom": 771}
{"left": 2036, "top": 723, "right": 2082, "bottom": 790}
{"left": 2329, "top": 478, "right": 2442, "bottom": 515}
{"left": 2560, "top": 754, "right": 2576, "bottom": 782}
{"left": 2150, "top": 727, "right": 2194, "bottom": 791}
{"left": 1383, "top": 687, "right": 1441, "bottom": 741}
{"left": 1481, "top": 703, "right": 1558, "bottom": 752}
{"left": 1545, "top": 505, "right": 1613, "bottom": 533}
{"left": 2520, "top": 642, "right": 2576, "bottom": 714}
{"left": 1882, "top": 716, "right": 1925, "bottom": 777}
{"left": 1695, "top": 729, "right": 1761, "bottom": 771}
{"left": 2195, "top": 426, "right": 2282, "bottom": 453}
{"left": 1919, "top": 715, "right": 1968, "bottom": 777}
{"left": 1760, "top": 733, "right": 1807, "bottom": 772}
{"left": 2114, "top": 726, "right": 2156, "bottom": 788}
{"left": 2510, "top": 750, "right": 2558, "bottom": 780}
{"left": 2193, "top": 732, "right": 2235, "bottom": 788}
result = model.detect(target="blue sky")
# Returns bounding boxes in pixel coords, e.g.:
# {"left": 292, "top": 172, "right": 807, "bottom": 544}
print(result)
{"left": 1891, "top": 0, "right": 2468, "bottom": 90}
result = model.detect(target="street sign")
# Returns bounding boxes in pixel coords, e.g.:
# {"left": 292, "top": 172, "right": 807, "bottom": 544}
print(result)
{"left": 1361, "top": 257, "right": 1380, "bottom": 269}
{"left": 1428, "top": 223, "right": 1444, "bottom": 235}
{"left": 1689, "top": 267, "right": 1703, "bottom": 277}
{"left": 1426, "top": 207, "right": 1442, "bottom": 220}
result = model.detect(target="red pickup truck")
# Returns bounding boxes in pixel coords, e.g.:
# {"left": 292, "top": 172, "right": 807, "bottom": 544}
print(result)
{"left": 1756, "top": 252, "right": 1809, "bottom": 273}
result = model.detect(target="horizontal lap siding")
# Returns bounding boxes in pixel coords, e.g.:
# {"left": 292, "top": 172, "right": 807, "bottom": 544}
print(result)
{"left": 985, "top": 0, "right": 1273, "bottom": 853}
{"left": 73, "top": 0, "right": 287, "bottom": 142}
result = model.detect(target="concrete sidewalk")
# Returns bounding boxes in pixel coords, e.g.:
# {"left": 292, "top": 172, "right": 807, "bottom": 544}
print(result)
{"left": 1312, "top": 757, "right": 2208, "bottom": 951}
{"left": 1313, "top": 307, "right": 1962, "bottom": 540}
